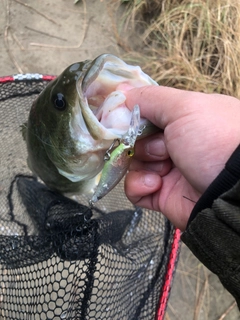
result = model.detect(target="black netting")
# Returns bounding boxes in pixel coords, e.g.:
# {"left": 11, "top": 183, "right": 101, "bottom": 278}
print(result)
{"left": 0, "top": 78, "right": 178, "bottom": 320}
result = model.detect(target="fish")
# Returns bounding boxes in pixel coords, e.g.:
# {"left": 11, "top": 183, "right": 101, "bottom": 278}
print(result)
{"left": 23, "top": 54, "right": 158, "bottom": 200}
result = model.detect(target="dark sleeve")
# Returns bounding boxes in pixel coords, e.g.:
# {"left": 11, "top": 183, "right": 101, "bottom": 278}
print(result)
{"left": 181, "top": 145, "right": 240, "bottom": 308}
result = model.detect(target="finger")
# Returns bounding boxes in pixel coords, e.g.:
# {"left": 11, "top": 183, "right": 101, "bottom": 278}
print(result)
{"left": 125, "top": 168, "right": 197, "bottom": 230}
{"left": 134, "top": 132, "right": 169, "bottom": 161}
{"left": 124, "top": 170, "right": 162, "bottom": 205}
{"left": 125, "top": 86, "right": 200, "bottom": 129}
{"left": 129, "top": 158, "right": 172, "bottom": 176}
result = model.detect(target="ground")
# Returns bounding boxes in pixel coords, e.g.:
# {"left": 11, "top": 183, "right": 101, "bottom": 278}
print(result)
{"left": 0, "top": 0, "right": 238, "bottom": 319}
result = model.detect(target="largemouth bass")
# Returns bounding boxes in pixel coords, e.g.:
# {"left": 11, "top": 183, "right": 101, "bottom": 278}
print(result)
{"left": 23, "top": 54, "right": 158, "bottom": 200}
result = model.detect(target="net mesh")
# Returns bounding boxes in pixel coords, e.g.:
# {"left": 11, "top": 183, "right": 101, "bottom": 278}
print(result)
{"left": 0, "top": 77, "right": 179, "bottom": 320}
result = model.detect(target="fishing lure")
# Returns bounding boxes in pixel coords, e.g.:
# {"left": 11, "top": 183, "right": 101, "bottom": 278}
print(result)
{"left": 89, "top": 105, "right": 140, "bottom": 206}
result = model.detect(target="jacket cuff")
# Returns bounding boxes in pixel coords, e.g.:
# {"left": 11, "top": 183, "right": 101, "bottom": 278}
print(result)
{"left": 181, "top": 144, "right": 240, "bottom": 307}
{"left": 187, "top": 144, "right": 240, "bottom": 227}
{"left": 181, "top": 180, "right": 240, "bottom": 307}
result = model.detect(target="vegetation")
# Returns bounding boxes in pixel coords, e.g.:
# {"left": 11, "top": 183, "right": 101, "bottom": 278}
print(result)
{"left": 111, "top": 0, "right": 240, "bottom": 97}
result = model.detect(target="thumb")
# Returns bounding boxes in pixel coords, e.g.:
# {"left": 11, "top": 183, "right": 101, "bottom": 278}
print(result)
{"left": 125, "top": 86, "right": 195, "bottom": 129}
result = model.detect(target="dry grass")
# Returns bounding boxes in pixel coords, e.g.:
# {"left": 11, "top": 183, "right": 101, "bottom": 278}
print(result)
{"left": 110, "top": 0, "right": 240, "bottom": 98}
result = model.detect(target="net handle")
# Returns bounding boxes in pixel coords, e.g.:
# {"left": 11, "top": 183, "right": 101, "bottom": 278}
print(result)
{"left": 0, "top": 74, "right": 56, "bottom": 83}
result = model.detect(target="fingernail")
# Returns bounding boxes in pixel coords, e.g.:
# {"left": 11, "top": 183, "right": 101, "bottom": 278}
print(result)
{"left": 142, "top": 173, "right": 159, "bottom": 187}
{"left": 146, "top": 139, "right": 165, "bottom": 157}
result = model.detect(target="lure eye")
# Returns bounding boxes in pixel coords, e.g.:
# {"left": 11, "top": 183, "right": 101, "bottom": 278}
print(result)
{"left": 53, "top": 93, "right": 66, "bottom": 110}
{"left": 127, "top": 149, "right": 134, "bottom": 157}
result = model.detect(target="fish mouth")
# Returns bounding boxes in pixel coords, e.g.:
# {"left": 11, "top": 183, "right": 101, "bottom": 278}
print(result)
{"left": 76, "top": 54, "right": 158, "bottom": 141}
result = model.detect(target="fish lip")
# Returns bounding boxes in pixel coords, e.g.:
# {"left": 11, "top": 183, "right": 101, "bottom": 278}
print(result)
{"left": 75, "top": 54, "right": 123, "bottom": 140}
{"left": 81, "top": 54, "right": 116, "bottom": 94}
{"left": 80, "top": 53, "right": 128, "bottom": 97}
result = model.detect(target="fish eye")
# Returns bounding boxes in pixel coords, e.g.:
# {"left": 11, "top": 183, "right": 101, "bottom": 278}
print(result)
{"left": 53, "top": 93, "right": 66, "bottom": 110}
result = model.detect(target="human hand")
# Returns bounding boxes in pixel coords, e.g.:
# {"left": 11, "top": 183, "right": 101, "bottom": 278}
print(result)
{"left": 124, "top": 86, "right": 240, "bottom": 230}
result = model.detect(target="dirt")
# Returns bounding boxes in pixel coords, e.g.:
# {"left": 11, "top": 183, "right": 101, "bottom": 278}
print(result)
{"left": 0, "top": 0, "right": 238, "bottom": 319}
{"left": 0, "top": 0, "right": 121, "bottom": 76}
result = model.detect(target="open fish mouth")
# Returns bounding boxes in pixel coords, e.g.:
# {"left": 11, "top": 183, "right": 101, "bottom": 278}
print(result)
{"left": 76, "top": 54, "right": 158, "bottom": 141}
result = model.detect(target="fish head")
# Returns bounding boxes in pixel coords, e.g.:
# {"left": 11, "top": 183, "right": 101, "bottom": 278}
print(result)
{"left": 28, "top": 60, "right": 109, "bottom": 185}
